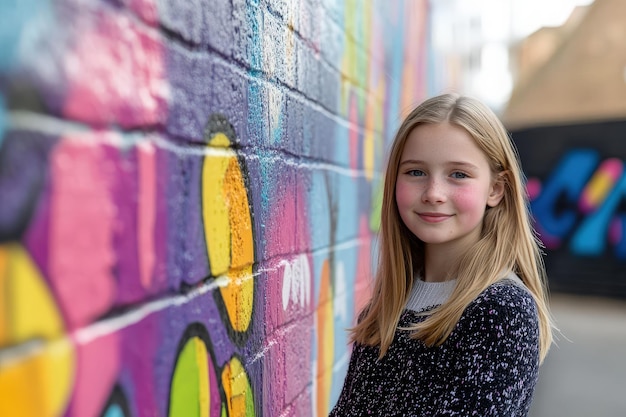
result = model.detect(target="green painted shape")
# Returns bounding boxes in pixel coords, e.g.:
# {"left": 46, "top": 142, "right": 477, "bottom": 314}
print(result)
{"left": 169, "top": 338, "right": 201, "bottom": 417}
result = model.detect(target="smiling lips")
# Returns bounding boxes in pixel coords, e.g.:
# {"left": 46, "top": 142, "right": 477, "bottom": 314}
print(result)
{"left": 418, "top": 212, "right": 453, "bottom": 223}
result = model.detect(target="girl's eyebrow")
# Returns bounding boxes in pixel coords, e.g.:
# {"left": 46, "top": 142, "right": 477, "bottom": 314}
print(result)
{"left": 399, "top": 159, "right": 479, "bottom": 170}
{"left": 399, "top": 159, "right": 425, "bottom": 166}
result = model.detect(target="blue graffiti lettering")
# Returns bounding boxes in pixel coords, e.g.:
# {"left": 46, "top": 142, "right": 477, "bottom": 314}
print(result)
{"left": 530, "top": 149, "right": 626, "bottom": 260}
{"left": 531, "top": 149, "right": 599, "bottom": 246}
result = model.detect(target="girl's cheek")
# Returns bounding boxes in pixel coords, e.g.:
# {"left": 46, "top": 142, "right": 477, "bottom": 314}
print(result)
{"left": 453, "top": 186, "right": 486, "bottom": 213}
{"left": 395, "top": 181, "right": 415, "bottom": 207}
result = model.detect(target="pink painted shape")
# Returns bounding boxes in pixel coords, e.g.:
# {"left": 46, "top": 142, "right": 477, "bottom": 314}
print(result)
{"left": 609, "top": 218, "right": 623, "bottom": 246}
{"left": 284, "top": 315, "right": 313, "bottom": 409}
{"left": 601, "top": 158, "right": 624, "bottom": 179}
{"left": 354, "top": 215, "right": 372, "bottom": 319}
{"left": 63, "top": 9, "right": 167, "bottom": 128}
{"left": 525, "top": 177, "right": 542, "bottom": 201}
{"left": 68, "top": 332, "right": 120, "bottom": 417}
{"left": 129, "top": 0, "right": 159, "bottom": 26}
{"left": 49, "top": 137, "right": 116, "bottom": 329}
{"left": 137, "top": 142, "right": 156, "bottom": 289}
{"left": 579, "top": 158, "right": 623, "bottom": 213}
{"left": 267, "top": 169, "right": 297, "bottom": 258}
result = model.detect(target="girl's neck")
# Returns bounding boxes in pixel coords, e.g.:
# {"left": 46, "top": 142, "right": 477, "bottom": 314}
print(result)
{"left": 423, "top": 244, "right": 458, "bottom": 282}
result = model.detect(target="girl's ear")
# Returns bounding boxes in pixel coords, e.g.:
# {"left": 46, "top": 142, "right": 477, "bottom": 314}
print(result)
{"left": 487, "top": 172, "right": 506, "bottom": 208}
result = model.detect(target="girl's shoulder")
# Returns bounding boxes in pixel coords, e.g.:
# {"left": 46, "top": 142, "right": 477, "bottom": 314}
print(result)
{"left": 478, "top": 272, "right": 533, "bottom": 301}
{"left": 462, "top": 273, "right": 538, "bottom": 324}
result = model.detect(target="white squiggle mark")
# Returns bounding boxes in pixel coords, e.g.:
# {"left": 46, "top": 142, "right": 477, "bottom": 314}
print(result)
{"left": 281, "top": 254, "right": 311, "bottom": 311}
{"left": 334, "top": 261, "right": 348, "bottom": 322}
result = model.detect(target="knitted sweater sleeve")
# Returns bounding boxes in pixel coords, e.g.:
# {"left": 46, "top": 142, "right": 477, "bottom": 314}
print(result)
{"left": 435, "top": 284, "right": 540, "bottom": 416}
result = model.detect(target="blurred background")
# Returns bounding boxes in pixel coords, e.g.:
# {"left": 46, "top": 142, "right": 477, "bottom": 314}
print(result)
{"left": 430, "top": 0, "right": 626, "bottom": 415}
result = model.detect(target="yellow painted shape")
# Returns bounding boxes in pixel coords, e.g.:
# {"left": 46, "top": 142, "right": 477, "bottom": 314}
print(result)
{"left": 196, "top": 338, "right": 210, "bottom": 417}
{"left": 316, "top": 260, "right": 334, "bottom": 417}
{"left": 363, "top": 95, "right": 376, "bottom": 181}
{"left": 210, "top": 132, "right": 231, "bottom": 148}
{"left": 0, "top": 244, "right": 73, "bottom": 417}
{"left": 202, "top": 132, "right": 255, "bottom": 333}
{"left": 586, "top": 171, "right": 615, "bottom": 206}
{"left": 0, "top": 246, "right": 8, "bottom": 342}
{"left": 0, "top": 337, "right": 75, "bottom": 417}
{"left": 203, "top": 151, "right": 233, "bottom": 277}
{"left": 221, "top": 356, "right": 254, "bottom": 417}
{"left": 7, "top": 244, "right": 64, "bottom": 343}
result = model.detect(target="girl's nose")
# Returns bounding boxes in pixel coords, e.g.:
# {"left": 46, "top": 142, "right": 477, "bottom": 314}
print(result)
{"left": 422, "top": 179, "right": 446, "bottom": 203}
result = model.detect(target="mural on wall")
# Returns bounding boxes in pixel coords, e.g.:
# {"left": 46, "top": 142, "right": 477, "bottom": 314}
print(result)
{"left": 513, "top": 120, "right": 626, "bottom": 297}
{"left": 0, "top": 0, "right": 430, "bottom": 416}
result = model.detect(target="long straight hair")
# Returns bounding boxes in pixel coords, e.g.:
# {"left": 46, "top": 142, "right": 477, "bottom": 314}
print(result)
{"left": 351, "top": 93, "right": 553, "bottom": 362}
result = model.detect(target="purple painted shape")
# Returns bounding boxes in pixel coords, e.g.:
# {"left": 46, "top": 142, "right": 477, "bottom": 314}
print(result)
{"left": 152, "top": 145, "right": 170, "bottom": 293}
{"left": 102, "top": 144, "right": 145, "bottom": 305}
{"left": 0, "top": 132, "right": 57, "bottom": 241}
{"left": 180, "top": 154, "right": 210, "bottom": 286}
{"left": 119, "top": 314, "right": 160, "bottom": 416}
{"left": 209, "top": 61, "right": 249, "bottom": 146}
{"left": 22, "top": 175, "right": 53, "bottom": 281}
{"left": 164, "top": 46, "right": 214, "bottom": 142}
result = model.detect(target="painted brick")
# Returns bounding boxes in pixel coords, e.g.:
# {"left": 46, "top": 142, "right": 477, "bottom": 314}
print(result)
{"left": 0, "top": 0, "right": 432, "bottom": 416}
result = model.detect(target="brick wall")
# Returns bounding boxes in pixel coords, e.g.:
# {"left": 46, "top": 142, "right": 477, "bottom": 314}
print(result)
{"left": 0, "top": 0, "right": 431, "bottom": 416}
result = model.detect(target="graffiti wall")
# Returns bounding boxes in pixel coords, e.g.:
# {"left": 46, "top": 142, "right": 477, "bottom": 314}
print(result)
{"left": 512, "top": 120, "right": 626, "bottom": 297}
{"left": 0, "top": 0, "right": 431, "bottom": 416}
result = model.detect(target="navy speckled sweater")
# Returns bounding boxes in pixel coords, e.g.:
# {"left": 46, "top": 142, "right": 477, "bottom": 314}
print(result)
{"left": 329, "top": 279, "right": 540, "bottom": 416}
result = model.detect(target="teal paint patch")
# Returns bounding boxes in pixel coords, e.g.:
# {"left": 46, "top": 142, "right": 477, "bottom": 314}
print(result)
{"left": 0, "top": 0, "right": 51, "bottom": 70}
{"left": 103, "top": 404, "right": 124, "bottom": 417}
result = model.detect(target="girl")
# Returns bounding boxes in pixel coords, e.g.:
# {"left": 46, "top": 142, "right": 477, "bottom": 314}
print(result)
{"left": 329, "top": 94, "right": 553, "bottom": 416}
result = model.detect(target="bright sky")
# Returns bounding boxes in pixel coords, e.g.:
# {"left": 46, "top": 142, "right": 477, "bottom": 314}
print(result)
{"left": 475, "top": 0, "right": 594, "bottom": 110}
{"left": 511, "top": 0, "right": 595, "bottom": 38}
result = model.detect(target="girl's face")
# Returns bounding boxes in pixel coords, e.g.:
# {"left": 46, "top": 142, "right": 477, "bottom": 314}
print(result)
{"left": 395, "top": 122, "right": 504, "bottom": 253}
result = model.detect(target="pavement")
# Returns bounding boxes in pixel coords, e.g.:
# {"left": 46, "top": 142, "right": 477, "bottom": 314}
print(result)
{"left": 529, "top": 292, "right": 626, "bottom": 417}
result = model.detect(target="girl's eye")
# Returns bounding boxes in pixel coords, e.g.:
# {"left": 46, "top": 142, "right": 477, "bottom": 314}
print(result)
{"left": 451, "top": 171, "right": 468, "bottom": 179}
{"left": 407, "top": 169, "right": 425, "bottom": 177}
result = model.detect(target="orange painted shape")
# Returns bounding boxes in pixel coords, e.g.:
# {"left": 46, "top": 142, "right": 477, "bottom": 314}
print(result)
{"left": 0, "top": 338, "right": 75, "bottom": 417}
{"left": 316, "top": 260, "right": 334, "bottom": 417}
{"left": 224, "top": 158, "right": 254, "bottom": 269}
{"left": 219, "top": 266, "right": 254, "bottom": 333}
{"left": 221, "top": 357, "right": 255, "bottom": 417}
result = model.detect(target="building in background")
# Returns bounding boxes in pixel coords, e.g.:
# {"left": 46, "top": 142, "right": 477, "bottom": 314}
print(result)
{"left": 504, "top": 0, "right": 626, "bottom": 128}
{"left": 429, "top": 0, "right": 594, "bottom": 114}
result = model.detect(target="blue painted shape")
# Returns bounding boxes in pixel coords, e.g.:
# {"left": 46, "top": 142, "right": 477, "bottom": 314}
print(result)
{"left": 531, "top": 150, "right": 599, "bottom": 243}
{"left": 571, "top": 171, "right": 626, "bottom": 257}
{"left": 0, "top": 0, "right": 51, "bottom": 70}
{"left": 103, "top": 404, "right": 124, "bottom": 417}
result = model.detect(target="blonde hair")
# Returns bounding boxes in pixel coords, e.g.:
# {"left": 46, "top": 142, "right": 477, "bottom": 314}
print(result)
{"left": 352, "top": 93, "right": 553, "bottom": 362}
